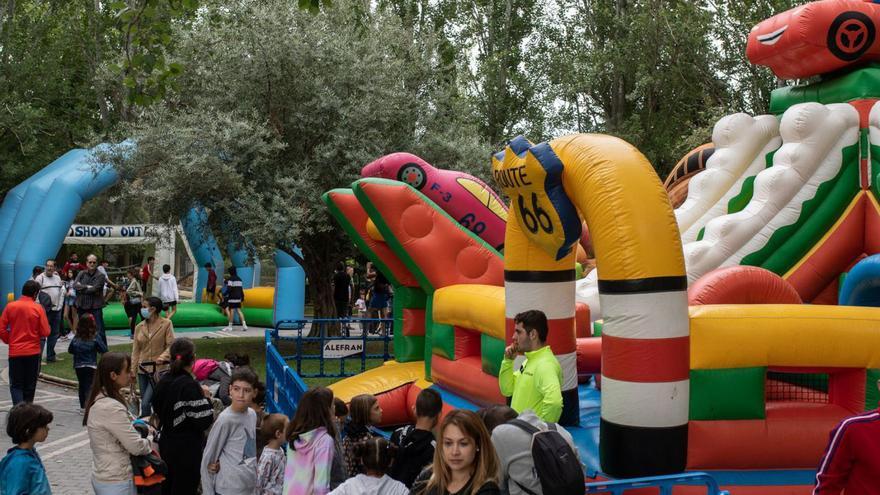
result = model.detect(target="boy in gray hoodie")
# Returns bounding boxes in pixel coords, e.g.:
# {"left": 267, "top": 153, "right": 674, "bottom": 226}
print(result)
{"left": 201, "top": 367, "right": 259, "bottom": 495}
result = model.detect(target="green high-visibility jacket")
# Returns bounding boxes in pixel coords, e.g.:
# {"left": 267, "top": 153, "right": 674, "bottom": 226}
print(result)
{"left": 498, "top": 345, "right": 563, "bottom": 423}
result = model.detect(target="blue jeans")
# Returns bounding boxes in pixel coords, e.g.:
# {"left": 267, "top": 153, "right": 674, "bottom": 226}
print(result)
{"left": 77, "top": 307, "right": 105, "bottom": 348}
{"left": 42, "top": 309, "right": 62, "bottom": 362}
{"left": 137, "top": 372, "right": 155, "bottom": 417}
{"left": 91, "top": 478, "right": 136, "bottom": 495}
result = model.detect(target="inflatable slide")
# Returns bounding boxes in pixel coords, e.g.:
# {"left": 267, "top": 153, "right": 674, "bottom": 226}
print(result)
{"left": 324, "top": 1, "right": 880, "bottom": 492}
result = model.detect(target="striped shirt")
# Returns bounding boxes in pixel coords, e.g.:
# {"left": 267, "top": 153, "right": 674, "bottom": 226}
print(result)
{"left": 813, "top": 409, "right": 880, "bottom": 495}
{"left": 226, "top": 276, "right": 244, "bottom": 304}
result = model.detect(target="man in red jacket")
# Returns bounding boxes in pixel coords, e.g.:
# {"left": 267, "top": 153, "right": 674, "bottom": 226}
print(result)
{"left": 813, "top": 382, "right": 880, "bottom": 495}
{"left": 0, "top": 280, "right": 50, "bottom": 405}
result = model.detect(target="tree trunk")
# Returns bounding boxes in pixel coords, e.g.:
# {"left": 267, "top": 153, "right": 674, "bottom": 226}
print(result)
{"left": 300, "top": 233, "right": 343, "bottom": 336}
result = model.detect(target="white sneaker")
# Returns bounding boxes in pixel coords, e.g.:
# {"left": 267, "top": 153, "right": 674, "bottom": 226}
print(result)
{"left": 242, "top": 324, "right": 248, "bottom": 331}
{"left": 221, "top": 326, "right": 232, "bottom": 332}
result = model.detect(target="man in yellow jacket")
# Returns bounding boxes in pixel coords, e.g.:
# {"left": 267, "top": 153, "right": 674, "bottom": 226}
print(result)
{"left": 498, "top": 310, "right": 563, "bottom": 423}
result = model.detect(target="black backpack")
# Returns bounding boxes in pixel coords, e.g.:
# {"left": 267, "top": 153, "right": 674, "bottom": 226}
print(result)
{"left": 508, "top": 419, "right": 584, "bottom": 495}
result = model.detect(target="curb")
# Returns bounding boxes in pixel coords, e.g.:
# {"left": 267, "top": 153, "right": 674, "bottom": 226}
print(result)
{"left": 39, "top": 372, "right": 78, "bottom": 389}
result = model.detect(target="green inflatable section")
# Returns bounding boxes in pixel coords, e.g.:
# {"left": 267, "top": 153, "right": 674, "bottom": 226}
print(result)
{"left": 241, "top": 307, "right": 274, "bottom": 328}
{"left": 867, "top": 369, "right": 880, "bottom": 410}
{"left": 741, "top": 143, "right": 860, "bottom": 272}
{"left": 100, "top": 302, "right": 229, "bottom": 329}
{"left": 770, "top": 65, "right": 880, "bottom": 115}
{"left": 481, "top": 333, "right": 505, "bottom": 377}
{"left": 689, "top": 367, "right": 766, "bottom": 421}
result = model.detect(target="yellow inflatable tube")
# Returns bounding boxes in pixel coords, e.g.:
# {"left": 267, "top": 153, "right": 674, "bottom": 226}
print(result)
{"left": 329, "top": 361, "right": 426, "bottom": 402}
{"left": 202, "top": 286, "right": 275, "bottom": 309}
{"left": 691, "top": 304, "right": 880, "bottom": 369}
{"left": 432, "top": 284, "right": 505, "bottom": 341}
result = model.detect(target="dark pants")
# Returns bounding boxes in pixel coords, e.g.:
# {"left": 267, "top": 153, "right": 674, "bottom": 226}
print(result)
{"left": 77, "top": 307, "right": 106, "bottom": 348}
{"left": 9, "top": 354, "right": 41, "bottom": 405}
{"left": 160, "top": 436, "right": 204, "bottom": 495}
{"left": 43, "top": 309, "right": 62, "bottom": 362}
{"left": 124, "top": 301, "right": 141, "bottom": 337}
{"left": 335, "top": 299, "right": 349, "bottom": 318}
{"left": 75, "top": 367, "right": 95, "bottom": 408}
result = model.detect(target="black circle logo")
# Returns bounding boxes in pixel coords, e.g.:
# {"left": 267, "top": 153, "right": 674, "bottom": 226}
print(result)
{"left": 828, "top": 11, "right": 876, "bottom": 62}
{"left": 397, "top": 163, "right": 427, "bottom": 189}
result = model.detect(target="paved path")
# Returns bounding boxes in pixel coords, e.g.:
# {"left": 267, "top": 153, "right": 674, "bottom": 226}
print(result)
{"left": 0, "top": 325, "right": 268, "bottom": 493}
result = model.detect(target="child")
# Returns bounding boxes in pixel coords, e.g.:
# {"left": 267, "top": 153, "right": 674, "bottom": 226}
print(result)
{"left": 328, "top": 437, "right": 408, "bottom": 495}
{"left": 201, "top": 367, "right": 259, "bottom": 495}
{"left": 354, "top": 290, "right": 367, "bottom": 333}
{"left": 333, "top": 398, "right": 348, "bottom": 441}
{"left": 0, "top": 402, "right": 53, "bottom": 494}
{"left": 68, "top": 313, "right": 108, "bottom": 412}
{"left": 157, "top": 264, "right": 179, "bottom": 319}
{"left": 284, "top": 387, "right": 342, "bottom": 495}
{"left": 389, "top": 388, "right": 442, "bottom": 487}
{"left": 342, "top": 394, "right": 382, "bottom": 477}
{"left": 257, "top": 413, "right": 288, "bottom": 495}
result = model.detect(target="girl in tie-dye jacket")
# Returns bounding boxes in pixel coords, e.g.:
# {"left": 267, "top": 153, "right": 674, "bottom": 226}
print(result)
{"left": 284, "top": 387, "right": 342, "bottom": 495}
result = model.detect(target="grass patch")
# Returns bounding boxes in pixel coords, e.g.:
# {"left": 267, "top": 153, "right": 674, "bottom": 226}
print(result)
{"left": 43, "top": 337, "right": 392, "bottom": 389}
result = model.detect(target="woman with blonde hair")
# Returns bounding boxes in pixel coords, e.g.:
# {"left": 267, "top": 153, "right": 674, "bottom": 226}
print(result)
{"left": 411, "top": 409, "right": 500, "bottom": 495}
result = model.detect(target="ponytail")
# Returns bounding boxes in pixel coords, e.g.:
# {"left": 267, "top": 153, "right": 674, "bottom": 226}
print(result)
{"left": 355, "top": 437, "right": 397, "bottom": 474}
{"left": 168, "top": 337, "right": 196, "bottom": 375}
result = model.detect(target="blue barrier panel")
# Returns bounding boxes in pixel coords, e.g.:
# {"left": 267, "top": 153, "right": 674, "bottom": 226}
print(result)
{"left": 265, "top": 330, "right": 308, "bottom": 418}
{"left": 585, "top": 472, "right": 729, "bottom": 495}
{"left": 272, "top": 318, "right": 394, "bottom": 378}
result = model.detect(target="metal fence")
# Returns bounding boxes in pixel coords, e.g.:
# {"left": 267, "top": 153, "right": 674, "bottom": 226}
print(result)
{"left": 270, "top": 318, "right": 394, "bottom": 378}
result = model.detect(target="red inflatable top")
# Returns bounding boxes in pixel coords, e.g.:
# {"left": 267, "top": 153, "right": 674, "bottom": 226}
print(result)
{"left": 747, "top": 0, "right": 880, "bottom": 79}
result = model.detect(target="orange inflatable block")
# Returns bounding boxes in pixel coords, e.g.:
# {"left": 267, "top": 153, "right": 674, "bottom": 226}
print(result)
{"left": 430, "top": 355, "right": 506, "bottom": 406}
{"left": 353, "top": 179, "right": 503, "bottom": 290}
{"left": 687, "top": 402, "right": 851, "bottom": 469}
{"left": 576, "top": 337, "right": 601, "bottom": 375}
{"left": 689, "top": 266, "right": 802, "bottom": 305}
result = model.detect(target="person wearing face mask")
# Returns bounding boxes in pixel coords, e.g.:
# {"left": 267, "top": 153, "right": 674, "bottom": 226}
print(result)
{"left": 131, "top": 296, "right": 175, "bottom": 418}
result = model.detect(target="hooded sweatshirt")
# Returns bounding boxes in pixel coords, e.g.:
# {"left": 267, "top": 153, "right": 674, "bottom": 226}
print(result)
{"left": 284, "top": 427, "right": 336, "bottom": 495}
{"left": 389, "top": 425, "right": 435, "bottom": 487}
{"left": 328, "top": 474, "right": 409, "bottom": 495}
{"left": 200, "top": 407, "right": 258, "bottom": 495}
{"left": 158, "top": 273, "right": 179, "bottom": 304}
{"left": 0, "top": 446, "right": 51, "bottom": 495}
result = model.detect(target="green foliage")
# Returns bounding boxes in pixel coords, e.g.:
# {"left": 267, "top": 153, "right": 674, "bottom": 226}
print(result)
{"left": 711, "top": 0, "right": 800, "bottom": 115}
{"left": 109, "top": 0, "right": 199, "bottom": 107}
{"left": 102, "top": 0, "right": 488, "bottom": 314}
{"left": 542, "top": 0, "right": 730, "bottom": 176}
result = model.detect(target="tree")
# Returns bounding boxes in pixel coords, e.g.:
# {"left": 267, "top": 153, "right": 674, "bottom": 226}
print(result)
{"left": 0, "top": 0, "right": 200, "bottom": 198}
{"left": 102, "top": 0, "right": 489, "bottom": 317}
{"left": 542, "top": 0, "right": 730, "bottom": 176}
{"left": 710, "top": 0, "right": 800, "bottom": 115}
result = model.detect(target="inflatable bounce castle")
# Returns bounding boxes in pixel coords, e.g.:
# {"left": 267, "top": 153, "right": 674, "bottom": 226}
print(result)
{"left": 0, "top": 144, "right": 305, "bottom": 327}
{"left": 324, "top": 1, "right": 880, "bottom": 492}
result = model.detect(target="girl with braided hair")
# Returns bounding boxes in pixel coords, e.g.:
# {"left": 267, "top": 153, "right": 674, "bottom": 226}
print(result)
{"left": 329, "top": 437, "right": 408, "bottom": 495}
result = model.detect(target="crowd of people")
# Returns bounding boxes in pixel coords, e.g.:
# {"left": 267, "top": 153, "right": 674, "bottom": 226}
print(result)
{"left": 332, "top": 262, "right": 393, "bottom": 335}
{"left": 3, "top": 255, "right": 877, "bottom": 494}
{"left": 1, "top": 271, "right": 589, "bottom": 495}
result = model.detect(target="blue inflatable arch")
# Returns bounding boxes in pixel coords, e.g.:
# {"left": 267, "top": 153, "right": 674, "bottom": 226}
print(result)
{"left": 0, "top": 145, "right": 305, "bottom": 325}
